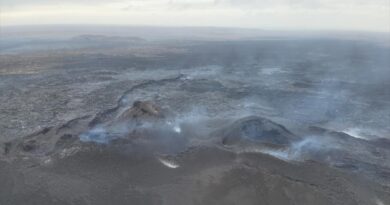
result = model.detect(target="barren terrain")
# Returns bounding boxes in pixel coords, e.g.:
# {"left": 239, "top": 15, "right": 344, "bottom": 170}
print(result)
{"left": 1, "top": 27, "right": 389, "bottom": 205}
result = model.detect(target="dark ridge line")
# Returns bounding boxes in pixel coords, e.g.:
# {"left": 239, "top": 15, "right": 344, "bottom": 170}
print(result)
{"left": 118, "top": 74, "right": 185, "bottom": 107}
{"left": 10, "top": 74, "right": 185, "bottom": 145}
{"left": 89, "top": 74, "right": 185, "bottom": 127}
{"left": 10, "top": 115, "right": 91, "bottom": 143}
{"left": 279, "top": 174, "right": 320, "bottom": 189}
{"left": 55, "top": 115, "right": 92, "bottom": 134}
{"left": 248, "top": 116, "right": 296, "bottom": 136}
{"left": 24, "top": 127, "right": 53, "bottom": 139}
{"left": 88, "top": 106, "right": 121, "bottom": 128}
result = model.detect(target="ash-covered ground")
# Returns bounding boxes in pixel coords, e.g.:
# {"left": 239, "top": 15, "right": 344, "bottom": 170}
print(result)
{"left": 0, "top": 26, "right": 389, "bottom": 205}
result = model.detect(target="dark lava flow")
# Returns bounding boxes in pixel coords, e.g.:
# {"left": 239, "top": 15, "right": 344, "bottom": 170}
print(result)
{"left": 1, "top": 33, "right": 389, "bottom": 205}
{"left": 1, "top": 100, "right": 390, "bottom": 205}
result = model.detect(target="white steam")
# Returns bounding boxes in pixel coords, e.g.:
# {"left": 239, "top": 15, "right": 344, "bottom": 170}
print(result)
{"left": 247, "top": 136, "right": 338, "bottom": 162}
{"left": 340, "top": 127, "right": 384, "bottom": 140}
{"left": 165, "top": 107, "right": 209, "bottom": 135}
{"left": 375, "top": 198, "right": 384, "bottom": 205}
{"left": 80, "top": 126, "right": 110, "bottom": 143}
{"left": 79, "top": 121, "right": 138, "bottom": 144}
{"left": 79, "top": 106, "right": 210, "bottom": 144}
{"left": 158, "top": 158, "right": 180, "bottom": 169}
{"left": 173, "top": 125, "right": 182, "bottom": 133}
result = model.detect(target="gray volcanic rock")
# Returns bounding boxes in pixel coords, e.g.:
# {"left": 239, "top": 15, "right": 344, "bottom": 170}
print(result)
{"left": 305, "top": 126, "right": 390, "bottom": 187}
{"left": 116, "top": 101, "right": 163, "bottom": 122}
{"left": 1, "top": 101, "right": 170, "bottom": 162}
{"left": 218, "top": 116, "right": 299, "bottom": 148}
{"left": 1, "top": 35, "right": 389, "bottom": 205}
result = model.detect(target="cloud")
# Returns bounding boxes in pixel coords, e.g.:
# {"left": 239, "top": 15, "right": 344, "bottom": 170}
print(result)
{"left": 1, "top": 0, "right": 389, "bottom": 32}
{"left": 2, "top": 0, "right": 388, "bottom": 9}
{"left": 1, "top": 0, "right": 116, "bottom": 7}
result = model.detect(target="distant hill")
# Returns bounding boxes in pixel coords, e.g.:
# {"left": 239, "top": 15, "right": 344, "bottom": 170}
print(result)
{"left": 71, "top": 34, "right": 145, "bottom": 43}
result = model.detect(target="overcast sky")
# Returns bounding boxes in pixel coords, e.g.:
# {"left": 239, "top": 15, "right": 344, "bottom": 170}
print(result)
{"left": 1, "top": 0, "right": 389, "bottom": 32}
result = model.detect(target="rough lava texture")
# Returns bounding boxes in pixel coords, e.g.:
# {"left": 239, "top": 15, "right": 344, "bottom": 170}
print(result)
{"left": 218, "top": 116, "right": 300, "bottom": 147}
{"left": 1, "top": 101, "right": 389, "bottom": 205}
{"left": 1, "top": 33, "right": 390, "bottom": 205}
{"left": 117, "top": 101, "right": 163, "bottom": 121}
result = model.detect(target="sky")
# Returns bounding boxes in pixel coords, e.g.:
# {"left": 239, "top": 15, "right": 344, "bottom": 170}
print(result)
{"left": 1, "top": 0, "right": 389, "bottom": 32}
